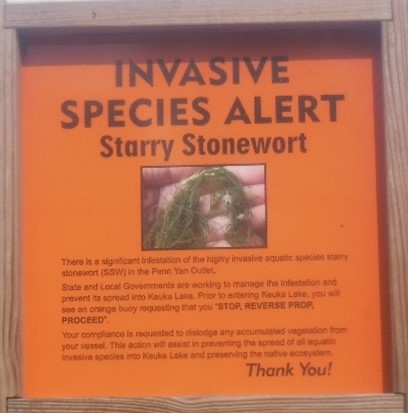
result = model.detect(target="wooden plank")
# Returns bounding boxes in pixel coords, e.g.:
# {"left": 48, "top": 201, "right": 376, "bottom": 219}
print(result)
{"left": 1, "top": 0, "right": 407, "bottom": 413}
{"left": 6, "top": 394, "right": 406, "bottom": 413}
{"left": 0, "top": 0, "right": 21, "bottom": 411}
{"left": 382, "top": 0, "right": 408, "bottom": 403}
{"left": 5, "top": 0, "right": 392, "bottom": 29}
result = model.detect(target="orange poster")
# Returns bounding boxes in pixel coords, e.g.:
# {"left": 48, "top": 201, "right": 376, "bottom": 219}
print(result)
{"left": 21, "top": 27, "right": 389, "bottom": 397}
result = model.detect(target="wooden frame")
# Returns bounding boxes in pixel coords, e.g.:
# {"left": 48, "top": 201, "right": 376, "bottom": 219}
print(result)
{"left": 1, "top": 0, "right": 407, "bottom": 412}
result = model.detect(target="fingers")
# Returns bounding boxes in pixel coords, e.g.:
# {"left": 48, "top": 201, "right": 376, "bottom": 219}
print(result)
{"left": 224, "top": 165, "right": 265, "bottom": 186}
{"left": 244, "top": 184, "right": 265, "bottom": 206}
{"left": 206, "top": 233, "right": 265, "bottom": 248}
{"left": 143, "top": 165, "right": 265, "bottom": 189}
{"left": 142, "top": 188, "right": 161, "bottom": 229}
{"left": 204, "top": 206, "right": 266, "bottom": 247}
{"left": 206, "top": 216, "right": 230, "bottom": 243}
{"left": 142, "top": 166, "right": 200, "bottom": 188}
{"left": 250, "top": 204, "right": 266, "bottom": 233}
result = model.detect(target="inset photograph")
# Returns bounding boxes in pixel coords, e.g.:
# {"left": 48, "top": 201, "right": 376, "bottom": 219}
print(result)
{"left": 142, "top": 164, "right": 266, "bottom": 250}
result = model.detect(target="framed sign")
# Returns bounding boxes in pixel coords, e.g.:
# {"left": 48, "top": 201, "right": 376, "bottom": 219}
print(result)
{"left": 1, "top": 0, "right": 407, "bottom": 412}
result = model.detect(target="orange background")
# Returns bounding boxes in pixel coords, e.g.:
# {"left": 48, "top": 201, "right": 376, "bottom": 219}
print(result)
{"left": 21, "top": 27, "right": 389, "bottom": 397}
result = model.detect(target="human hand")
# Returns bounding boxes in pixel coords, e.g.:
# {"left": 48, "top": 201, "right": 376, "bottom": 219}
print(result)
{"left": 142, "top": 165, "right": 266, "bottom": 249}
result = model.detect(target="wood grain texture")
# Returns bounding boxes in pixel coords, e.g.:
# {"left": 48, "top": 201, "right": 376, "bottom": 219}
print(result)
{"left": 0, "top": 0, "right": 21, "bottom": 411}
{"left": 1, "top": 0, "right": 408, "bottom": 412}
{"left": 5, "top": 0, "right": 392, "bottom": 29}
{"left": 383, "top": 0, "right": 408, "bottom": 399}
{"left": 6, "top": 394, "right": 406, "bottom": 413}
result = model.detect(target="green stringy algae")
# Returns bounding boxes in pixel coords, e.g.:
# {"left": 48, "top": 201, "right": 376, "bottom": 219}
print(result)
{"left": 143, "top": 167, "right": 253, "bottom": 249}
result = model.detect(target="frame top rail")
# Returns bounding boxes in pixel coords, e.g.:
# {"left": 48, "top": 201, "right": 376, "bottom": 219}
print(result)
{"left": 5, "top": 0, "right": 392, "bottom": 30}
